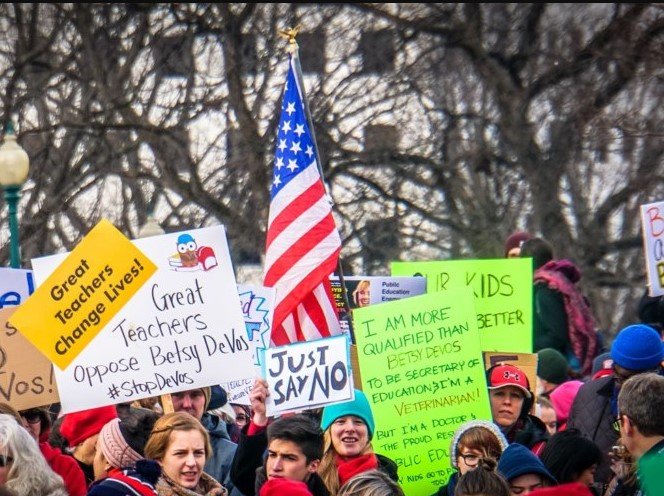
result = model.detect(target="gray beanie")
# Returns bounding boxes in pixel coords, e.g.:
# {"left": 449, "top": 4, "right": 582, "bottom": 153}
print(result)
{"left": 449, "top": 420, "right": 509, "bottom": 469}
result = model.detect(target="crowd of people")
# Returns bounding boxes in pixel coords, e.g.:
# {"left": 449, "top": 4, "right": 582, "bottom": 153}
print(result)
{"left": 0, "top": 233, "right": 662, "bottom": 496}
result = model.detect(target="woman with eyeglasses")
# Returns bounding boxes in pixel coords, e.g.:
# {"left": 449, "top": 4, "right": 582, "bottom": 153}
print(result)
{"left": 0, "top": 413, "right": 68, "bottom": 495}
{"left": 433, "top": 420, "right": 508, "bottom": 496}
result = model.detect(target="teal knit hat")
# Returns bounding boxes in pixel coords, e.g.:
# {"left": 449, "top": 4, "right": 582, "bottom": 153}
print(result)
{"left": 320, "top": 389, "right": 375, "bottom": 438}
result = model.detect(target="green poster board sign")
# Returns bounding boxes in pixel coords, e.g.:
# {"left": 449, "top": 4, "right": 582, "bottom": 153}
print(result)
{"left": 392, "top": 258, "right": 533, "bottom": 353}
{"left": 353, "top": 290, "right": 491, "bottom": 496}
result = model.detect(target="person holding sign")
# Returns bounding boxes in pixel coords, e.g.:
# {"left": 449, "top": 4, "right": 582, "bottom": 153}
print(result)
{"left": 434, "top": 420, "right": 508, "bottom": 496}
{"left": 144, "top": 411, "right": 227, "bottom": 495}
{"left": 230, "top": 379, "right": 328, "bottom": 496}
{"left": 486, "top": 364, "right": 549, "bottom": 455}
{"left": 318, "top": 390, "right": 399, "bottom": 495}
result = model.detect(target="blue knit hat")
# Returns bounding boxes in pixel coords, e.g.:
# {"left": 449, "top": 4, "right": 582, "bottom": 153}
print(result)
{"left": 320, "top": 389, "right": 375, "bottom": 439}
{"left": 611, "top": 324, "right": 664, "bottom": 371}
{"left": 497, "top": 443, "right": 557, "bottom": 484}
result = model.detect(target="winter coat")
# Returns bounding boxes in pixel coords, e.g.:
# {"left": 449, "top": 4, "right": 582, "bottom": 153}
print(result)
{"left": 41, "top": 441, "right": 87, "bottom": 496}
{"left": 230, "top": 425, "right": 329, "bottom": 496}
{"left": 201, "top": 413, "right": 240, "bottom": 494}
{"left": 534, "top": 259, "right": 598, "bottom": 374}
{"left": 504, "top": 414, "right": 549, "bottom": 456}
{"left": 567, "top": 375, "right": 618, "bottom": 486}
{"left": 87, "top": 460, "right": 161, "bottom": 496}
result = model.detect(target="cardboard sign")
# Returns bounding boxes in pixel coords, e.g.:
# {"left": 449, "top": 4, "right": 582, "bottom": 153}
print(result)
{"left": 219, "top": 284, "right": 275, "bottom": 405}
{"left": 262, "top": 334, "right": 354, "bottom": 415}
{"left": 640, "top": 201, "right": 664, "bottom": 296}
{"left": 392, "top": 258, "right": 533, "bottom": 352}
{"left": 9, "top": 220, "right": 157, "bottom": 369}
{"left": 0, "top": 308, "right": 59, "bottom": 410}
{"left": 0, "top": 268, "right": 35, "bottom": 309}
{"left": 354, "top": 290, "right": 491, "bottom": 496}
{"left": 28, "top": 225, "right": 254, "bottom": 413}
{"left": 483, "top": 351, "right": 538, "bottom": 403}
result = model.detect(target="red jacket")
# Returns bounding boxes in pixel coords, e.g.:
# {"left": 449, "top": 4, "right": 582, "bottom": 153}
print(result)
{"left": 40, "top": 442, "right": 88, "bottom": 496}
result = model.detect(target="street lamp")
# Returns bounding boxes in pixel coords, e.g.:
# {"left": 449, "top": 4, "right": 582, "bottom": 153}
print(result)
{"left": 0, "top": 121, "right": 30, "bottom": 268}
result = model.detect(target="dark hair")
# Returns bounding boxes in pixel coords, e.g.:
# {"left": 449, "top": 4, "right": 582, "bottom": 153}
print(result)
{"left": 454, "top": 458, "right": 510, "bottom": 496}
{"left": 48, "top": 416, "right": 68, "bottom": 451}
{"left": 618, "top": 373, "right": 664, "bottom": 437}
{"left": 267, "top": 414, "right": 324, "bottom": 463}
{"left": 539, "top": 429, "right": 602, "bottom": 483}
{"left": 119, "top": 407, "right": 160, "bottom": 456}
{"left": 520, "top": 238, "right": 554, "bottom": 270}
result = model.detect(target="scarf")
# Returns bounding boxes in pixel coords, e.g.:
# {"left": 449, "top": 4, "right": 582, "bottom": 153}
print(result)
{"left": 155, "top": 472, "right": 226, "bottom": 496}
{"left": 534, "top": 259, "right": 598, "bottom": 375}
{"left": 335, "top": 453, "right": 378, "bottom": 486}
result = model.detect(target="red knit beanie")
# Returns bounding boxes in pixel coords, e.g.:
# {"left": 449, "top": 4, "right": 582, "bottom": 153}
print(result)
{"left": 60, "top": 405, "right": 118, "bottom": 447}
{"left": 504, "top": 231, "right": 532, "bottom": 256}
{"left": 530, "top": 482, "right": 593, "bottom": 496}
{"left": 259, "top": 479, "right": 313, "bottom": 496}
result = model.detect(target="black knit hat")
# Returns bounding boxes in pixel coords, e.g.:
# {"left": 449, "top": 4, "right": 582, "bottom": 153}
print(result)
{"left": 537, "top": 348, "right": 568, "bottom": 385}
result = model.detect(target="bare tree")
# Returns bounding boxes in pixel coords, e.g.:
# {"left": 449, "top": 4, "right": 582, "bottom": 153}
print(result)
{"left": 0, "top": 4, "right": 661, "bottom": 335}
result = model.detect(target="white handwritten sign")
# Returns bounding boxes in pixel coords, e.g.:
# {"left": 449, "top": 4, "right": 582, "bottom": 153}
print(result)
{"left": 641, "top": 201, "right": 664, "bottom": 296}
{"left": 0, "top": 268, "right": 34, "bottom": 309}
{"left": 263, "top": 334, "right": 354, "bottom": 415}
{"left": 219, "top": 284, "right": 275, "bottom": 405}
{"left": 31, "top": 225, "right": 254, "bottom": 413}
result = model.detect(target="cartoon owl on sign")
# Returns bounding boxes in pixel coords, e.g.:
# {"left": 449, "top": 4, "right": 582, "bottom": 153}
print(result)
{"left": 177, "top": 234, "right": 199, "bottom": 267}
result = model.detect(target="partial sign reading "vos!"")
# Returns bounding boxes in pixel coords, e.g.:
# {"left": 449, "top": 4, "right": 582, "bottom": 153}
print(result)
{"left": 262, "top": 334, "right": 354, "bottom": 415}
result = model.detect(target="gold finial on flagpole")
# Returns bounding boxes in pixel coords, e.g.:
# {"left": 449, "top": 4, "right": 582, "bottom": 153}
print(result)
{"left": 279, "top": 25, "right": 301, "bottom": 53}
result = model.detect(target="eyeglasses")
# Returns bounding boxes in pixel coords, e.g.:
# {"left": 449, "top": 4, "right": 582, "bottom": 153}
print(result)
{"left": 0, "top": 455, "right": 13, "bottom": 467}
{"left": 21, "top": 410, "right": 41, "bottom": 425}
{"left": 612, "top": 416, "right": 622, "bottom": 433}
{"left": 612, "top": 365, "right": 660, "bottom": 386}
{"left": 458, "top": 453, "right": 481, "bottom": 467}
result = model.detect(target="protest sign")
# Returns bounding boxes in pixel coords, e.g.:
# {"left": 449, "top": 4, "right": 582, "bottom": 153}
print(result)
{"left": 354, "top": 290, "right": 491, "bottom": 496}
{"left": 0, "top": 308, "right": 59, "bottom": 410}
{"left": 27, "top": 225, "right": 254, "bottom": 413}
{"left": 330, "top": 275, "right": 427, "bottom": 309}
{"left": 262, "top": 333, "right": 353, "bottom": 415}
{"left": 9, "top": 219, "right": 157, "bottom": 369}
{"left": 331, "top": 276, "right": 427, "bottom": 336}
{"left": 392, "top": 258, "right": 532, "bottom": 352}
{"left": 640, "top": 201, "right": 664, "bottom": 296}
{"left": 219, "top": 284, "right": 275, "bottom": 405}
{"left": 0, "top": 268, "right": 34, "bottom": 309}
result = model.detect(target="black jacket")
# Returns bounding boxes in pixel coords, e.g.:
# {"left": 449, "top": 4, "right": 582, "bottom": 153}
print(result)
{"left": 567, "top": 376, "right": 618, "bottom": 486}
{"left": 505, "top": 414, "right": 549, "bottom": 453}
{"left": 230, "top": 427, "right": 329, "bottom": 496}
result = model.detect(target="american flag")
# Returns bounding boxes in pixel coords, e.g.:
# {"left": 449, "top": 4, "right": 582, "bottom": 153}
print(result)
{"left": 263, "top": 54, "right": 342, "bottom": 346}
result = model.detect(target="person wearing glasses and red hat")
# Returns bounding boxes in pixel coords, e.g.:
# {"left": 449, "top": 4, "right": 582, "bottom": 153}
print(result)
{"left": 487, "top": 364, "right": 549, "bottom": 456}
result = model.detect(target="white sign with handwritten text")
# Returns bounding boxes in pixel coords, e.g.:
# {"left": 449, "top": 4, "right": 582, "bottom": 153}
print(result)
{"left": 31, "top": 225, "right": 253, "bottom": 413}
